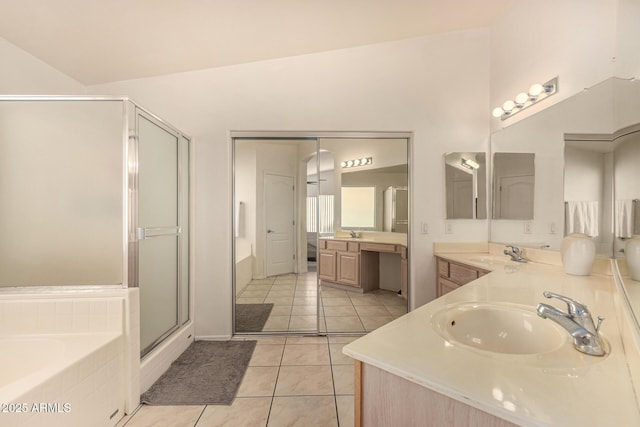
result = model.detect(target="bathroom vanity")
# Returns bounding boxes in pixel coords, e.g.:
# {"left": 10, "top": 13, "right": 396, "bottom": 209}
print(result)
{"left": 343, "top": 243, "right": 640, "bottom": 426}
{"left": 318, "top": 234, "right": 407, "bottom": 298}
{"left": 435, "top": 256, "right": 489, "bottom": 297}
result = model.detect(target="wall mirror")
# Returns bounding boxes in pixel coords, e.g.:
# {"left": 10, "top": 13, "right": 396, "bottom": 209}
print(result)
{"left": 492, "top": 153, "right": 535, "bottom": 220}
{"left": 490, "top": 76, "right": 640, "bottom": 336}
{"left": 444, "top": 152, "right": 487, "bottom": 219}
{"left": 490, "top": 77, "right": 615, "bottom": 250}
{"left": 233, "top": 133, "right": 410, "bottom": 335}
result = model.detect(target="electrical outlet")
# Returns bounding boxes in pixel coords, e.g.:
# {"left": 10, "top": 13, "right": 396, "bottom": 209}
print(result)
{"left": 421, "top": 222, "right": 429, "bottom": 234}
{"left": 524, "top": 222, "right": 532, "bottom": 234}
{"left": 549, "top": 222, "right": 556, "bottom": 234}
{"left": 445, "top": 222, "right": 453, "bottom": 234}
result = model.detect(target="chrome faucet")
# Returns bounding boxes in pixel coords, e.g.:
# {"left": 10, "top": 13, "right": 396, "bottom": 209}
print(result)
{"left": 350, "top": 230, "right": 357, "bottom": 238}
{"left": 503, "top": 245, "right": 528, "bottom": 263}
{"left": 536, "top": 291, "right": 605, "bottom": 356}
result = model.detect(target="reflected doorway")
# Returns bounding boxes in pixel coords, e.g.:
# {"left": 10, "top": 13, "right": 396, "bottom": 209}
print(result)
{"left": 233, "top": 133, "right": 411, "bottom": 335}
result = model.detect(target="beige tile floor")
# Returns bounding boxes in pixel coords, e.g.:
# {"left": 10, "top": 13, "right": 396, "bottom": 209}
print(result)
{"left": 237, "top": 272, "right": 408, "bottom": 333}
{"left": 117, "top": 335, "right": 358, "bottom": 427}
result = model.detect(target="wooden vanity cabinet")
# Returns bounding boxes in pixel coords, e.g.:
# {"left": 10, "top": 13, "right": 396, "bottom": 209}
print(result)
{"left": 319, "top": 239, "right": 407, "bottom": 296}
{"left": 436, "top": 257, "right": 488, "bottom": 298}
{"left": 318, "top": 240, "right": 360, "bottom": 288}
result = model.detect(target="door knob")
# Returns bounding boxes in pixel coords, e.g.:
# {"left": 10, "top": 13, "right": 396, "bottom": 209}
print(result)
{"left": 267, "top": 229, "right": 274, "bottom": 233}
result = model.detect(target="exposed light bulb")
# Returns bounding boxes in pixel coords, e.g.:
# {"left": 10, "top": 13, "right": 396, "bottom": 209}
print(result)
{"left": 529, "top": 83, "right": 544, "bottom": 98}
{"left": 346, "top": 160, "right": 353, "bottom": 167}
{"left": 515, "top": 92, "right": 529, "bottom": 105}
{"left": 353, "top": 159, "right": 361, "bottom": 166}
{"left": 492, "top": 107, "right": 504, "bottom": 118}
{"left": 502, "top": 100, "right": 515, "bottom": 112}
{"left": 341, "top": 161, "right": 347, "bottom": 167}
{"left": 361, "top": 158, "right": 368, "bottom": 165}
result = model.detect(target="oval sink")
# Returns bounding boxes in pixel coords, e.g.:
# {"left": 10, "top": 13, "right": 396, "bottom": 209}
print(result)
{"left": 432, "top": 302, "right": 567, "bottom": 355}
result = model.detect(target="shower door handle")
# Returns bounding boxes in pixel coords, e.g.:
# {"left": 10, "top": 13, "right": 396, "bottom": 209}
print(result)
{"left": 136, "top": 226, "right": 181, "bottom": 240}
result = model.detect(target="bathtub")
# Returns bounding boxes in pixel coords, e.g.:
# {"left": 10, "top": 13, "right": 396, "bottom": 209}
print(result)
{"left": 236, "top": 239, "right": 253, "bottom": 296}
{"left": 0, "top": 292, "right": 131, "bottom": 427}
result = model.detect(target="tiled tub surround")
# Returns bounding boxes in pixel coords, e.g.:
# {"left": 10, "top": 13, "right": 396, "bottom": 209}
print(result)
{"left": 0, "top": 291, "right": 132, "bottom": 427}
{"left": 343, "top": 245, "right": 640, "bottom": 426}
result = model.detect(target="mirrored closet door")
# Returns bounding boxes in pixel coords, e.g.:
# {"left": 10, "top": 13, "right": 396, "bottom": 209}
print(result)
{"left": 233, "top": 133, "right": 410, "bottom": 335}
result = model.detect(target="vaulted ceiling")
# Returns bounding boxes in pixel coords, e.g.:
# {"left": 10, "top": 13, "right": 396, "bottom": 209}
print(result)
{"left": 0, "top": 0, "right": 510, "bottom": 85}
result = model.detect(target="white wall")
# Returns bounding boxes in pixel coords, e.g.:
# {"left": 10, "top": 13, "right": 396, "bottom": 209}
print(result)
{"left": 490, "top": 0, "right": 618, "bottom": 131}
{"left": 616, "top": 0, "right": 640, "bottom": 78}
{"left": 0, "top": 38, "right": 84, "bottom": 94}
{"left": 89, "top": 29, "right": 492, "bottom": 338}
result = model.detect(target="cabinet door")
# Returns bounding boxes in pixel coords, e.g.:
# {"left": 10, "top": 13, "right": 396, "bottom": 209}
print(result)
{"left": 337, "top": 252, "right": 360, "bottom": 287}
{"left": 437, "top": 277, "right": 460, "bottom": 297}
{"left": 319, "top": 250, "right": 337, "bottom": 281}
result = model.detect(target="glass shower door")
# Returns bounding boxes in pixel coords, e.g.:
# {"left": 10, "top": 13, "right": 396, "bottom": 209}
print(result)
{"left": 137, "top": 112, "right": 180, "bottom": 355}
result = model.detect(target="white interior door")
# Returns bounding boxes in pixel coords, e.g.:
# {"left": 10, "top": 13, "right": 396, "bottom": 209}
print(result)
{"left": 497, "top": 175, "right": 534, "bottom": 219}
{"left": 265, "top": 173, "right": 295, "bottom": 276}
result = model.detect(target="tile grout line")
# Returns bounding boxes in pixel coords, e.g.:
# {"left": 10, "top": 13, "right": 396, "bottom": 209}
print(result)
{"left": 325, "top": 332, "right": 342, "bottom": 427}
{"left": 262, "top": 335, "right": 286, "bottom": 427}
{"left": 192, "top": 405, "right": 208, "bottom": 427}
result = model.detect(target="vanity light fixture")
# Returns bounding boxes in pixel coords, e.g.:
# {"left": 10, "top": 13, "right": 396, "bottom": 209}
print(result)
{"left": 492, "top": 77, "right": 558, "bottom": 120}
{"left": 341, "top": 157, "right": 372, "bottom": 168}
{"left": 461, "top": 158, "right": 479, "bottom": 170}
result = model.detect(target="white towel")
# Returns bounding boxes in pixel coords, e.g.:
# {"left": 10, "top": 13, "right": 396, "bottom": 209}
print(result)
{"left": 565, "top": 201, "right": 599, "bottom": 237}
{"left": 616, "top": 199, "right": 634, "bottom": 238}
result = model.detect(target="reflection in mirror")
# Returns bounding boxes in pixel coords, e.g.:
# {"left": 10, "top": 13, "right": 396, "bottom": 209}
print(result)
{"left": 564, "top": 137, "right": 614, "bottom": 257}
{"left": 234, "top": 138, "right": 319, "bottom": 334}
{"left": 444, "top": 152, "right": 487, "bottom": 219}
{"left": 614, "top": 123, "right": 640, "bottom": 337}
{"left": 492, "top": 153, "right": 535, "bottom": 220}
{"left": 490, "top": 78, "right": 613, "bottom": 251}
{"left": 614, "top": 125, "right": 640, "bottom": 252}
{"left": 340, "top": 164, "right": 408, "bottom": 231}
{"left": 233, "top": 135, "right": 409, "bottom": 335}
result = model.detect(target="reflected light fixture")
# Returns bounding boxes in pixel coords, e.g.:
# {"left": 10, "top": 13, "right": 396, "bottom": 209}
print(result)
{"left": 341, "top": 156, "right": 372, "bottom": 168}
{"left": 491, "top": 77, "right": 558, "bottom": 120}
{"left": 461, "top": 158, "right": 479, "bottom": 170}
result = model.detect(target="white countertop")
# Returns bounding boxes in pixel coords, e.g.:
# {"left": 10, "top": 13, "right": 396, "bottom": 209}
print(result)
{"left": 322, "top": 231, "right": 407, "bottom": 246}
{"left": 343, "top": 252, "right": 640, "bottom": 426}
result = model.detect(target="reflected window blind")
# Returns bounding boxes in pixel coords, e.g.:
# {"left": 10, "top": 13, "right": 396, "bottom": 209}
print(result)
{"left": 307, "top": 195, "right": 334, "bottom": 233}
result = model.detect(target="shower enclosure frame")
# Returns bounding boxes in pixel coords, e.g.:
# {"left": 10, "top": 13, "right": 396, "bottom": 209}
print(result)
{"left": 0, "top": 95, "right": 192, "bottom": 357}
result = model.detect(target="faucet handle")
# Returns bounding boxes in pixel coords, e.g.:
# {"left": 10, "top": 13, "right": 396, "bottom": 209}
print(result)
{"left": 543, "top": 291, "right": 589, "bottom": 317}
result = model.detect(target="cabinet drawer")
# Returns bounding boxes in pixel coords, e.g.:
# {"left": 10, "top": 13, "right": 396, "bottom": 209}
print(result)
{"left": 449, "top": 263, "right": 478, "bottom": 285}
{"left": 438, "top": 277, "right": 460, "bottom": 296}
{"left": 347, "top": 241, "right": 360, "bottom": 252}
{"left": 437, "top": 258, "right": 449, "bottom": 277}
{"left": 360, "top": 242, "right": 397, "bottom": 253}
{"left": 326, "top": 240, "right": 348, "bottom": 251}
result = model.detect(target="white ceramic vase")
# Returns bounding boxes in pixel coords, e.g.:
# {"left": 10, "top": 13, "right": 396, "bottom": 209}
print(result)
{"left": 561, "top": 233, "right": 596, "bottom": 276}
{"left": 626, "top": 235, "right": 640, "bottom": 281}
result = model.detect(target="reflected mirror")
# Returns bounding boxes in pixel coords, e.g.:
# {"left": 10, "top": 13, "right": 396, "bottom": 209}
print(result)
{"left": 444, "top": 152, "right": 487, "bottom": 219}
{"left": 564, "top": 135, "right": 615, "bottom": 257}
{"left": 492, "top": 153, "right": 535, "bottom": 220}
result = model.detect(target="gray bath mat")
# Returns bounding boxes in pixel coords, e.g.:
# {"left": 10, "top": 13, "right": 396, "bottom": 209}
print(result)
{"left": 141, "top": 340, "right": 257, "bottom": 405}
{"left": 235, "top": 303, "right": 274, "bottom": 332}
